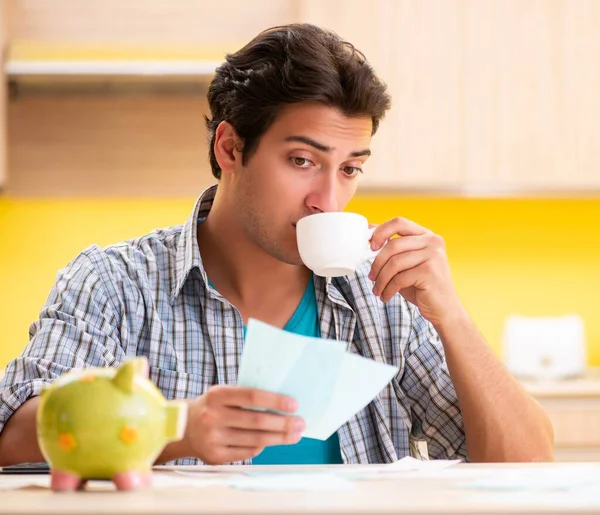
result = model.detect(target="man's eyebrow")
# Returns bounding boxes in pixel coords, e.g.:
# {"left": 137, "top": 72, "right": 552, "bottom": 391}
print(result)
{"left": 285, "top": 135, "right": 371, "bottom": 158}
{"left": 285, "top": 135, "right": 331, "bottom": 153}
{"left": 350, "top": 149, "right": 371, "bottom": 158}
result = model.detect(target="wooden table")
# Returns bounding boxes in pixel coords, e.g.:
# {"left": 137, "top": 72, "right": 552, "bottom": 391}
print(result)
{"left": 1, "top": 463, "right": 599, "bottom": 515}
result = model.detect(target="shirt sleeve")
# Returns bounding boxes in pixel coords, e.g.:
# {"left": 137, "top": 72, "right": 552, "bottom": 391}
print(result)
{"left": 0, "top": 250, "right": 125, "bottom": 435}
{"left": 399, "top": 303, "right": 468, "bottom": 461}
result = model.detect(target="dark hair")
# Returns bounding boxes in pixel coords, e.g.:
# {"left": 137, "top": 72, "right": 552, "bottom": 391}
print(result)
{"left": 205, "top": 23, "right": 391, "bottom": 179}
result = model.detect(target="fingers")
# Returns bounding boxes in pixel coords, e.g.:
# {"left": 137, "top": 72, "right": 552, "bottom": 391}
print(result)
{"left": 220, "top": 427, "right": 303, "bottom": 448}
{"left": 369, "top": 234, "right": 430, "bottom": 282}
{"left": 207, "top": 385, "right": 298, "bottom": 413}
{"left": 190, "top": 385, "right": 305, "bottom": 464}
{"left": 371, "top": 250, "right": 429, "bottom": 298}
{"left": 201, "top": 421, "right": 302, "bottom": 464}
{"left": 222, "top": 406, "right": 305, "bottom": 433}
{"left": 379, "top": 267, "right": 423, "bottom": 303}
{"left": 192, "top": 386, "right": 306, "bottom": 464}
{"left": 370, "top": 217, "right": 430, "bottom": 250}
{"left": 368, "top": 231, "right": 448, "bottom": 304}
{"left": 206, "top": 446, "right": 265, "bottom": 465}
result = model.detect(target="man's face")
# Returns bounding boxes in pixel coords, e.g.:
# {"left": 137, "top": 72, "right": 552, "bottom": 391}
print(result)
{"left": 231, "top": 102, "right": 373, "bottom": 266}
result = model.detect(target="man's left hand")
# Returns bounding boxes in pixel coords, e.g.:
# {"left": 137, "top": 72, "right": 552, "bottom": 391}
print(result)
{"left": 369, "top": 217, "right": 465, "bottom": 328}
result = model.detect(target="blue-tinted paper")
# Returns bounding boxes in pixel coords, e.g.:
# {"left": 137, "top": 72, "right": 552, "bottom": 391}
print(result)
{"left": 238, "top": 318, "right": 398, "bottom": 440}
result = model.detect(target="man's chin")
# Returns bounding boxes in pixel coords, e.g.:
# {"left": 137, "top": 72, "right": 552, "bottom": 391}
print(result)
{"left": 272, "top": 248, "right": 304, "bottom": 268}
{"left": 279, "top": 255, "right": 305, "bottom": 268}
{"left": 268, "top": 236, "right": 303, "bottom": 267}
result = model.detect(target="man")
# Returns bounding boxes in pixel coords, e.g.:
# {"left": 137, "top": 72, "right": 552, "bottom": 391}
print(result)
{"left": 0, "top": 24, "right": 553, "bottom": 471}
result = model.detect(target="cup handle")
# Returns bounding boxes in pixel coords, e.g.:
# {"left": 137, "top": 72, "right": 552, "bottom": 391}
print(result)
{"left": 365, "top": 226, "right": 382, "bottom": 260}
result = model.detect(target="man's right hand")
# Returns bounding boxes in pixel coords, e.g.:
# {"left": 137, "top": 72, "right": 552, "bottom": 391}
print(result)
{"left": 183, "top": 385, "right": 305, "bottom": 464}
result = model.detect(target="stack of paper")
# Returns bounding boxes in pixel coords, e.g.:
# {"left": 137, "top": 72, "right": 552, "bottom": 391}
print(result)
{"left": 238, "top": 319, "right": 398, "bottom": 440}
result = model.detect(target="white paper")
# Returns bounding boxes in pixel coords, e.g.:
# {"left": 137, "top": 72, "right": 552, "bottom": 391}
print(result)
{"left": 387, "top": 456, "right": 462, "bottom": 471}
{"left": 338, "top": 456, "right": 462, "bottom": 479}
{"left": 150, "top": 474, "right": 228, "bottom": 489}
{"left": 459, "top": 465, "right": 600, "bottom": 492}
{"left": 476, "top": 487, "right": 600, "bottom": 509}
{"left": 0, "top": 476, "right": 50, "bottom": 490}
{"left": 0, "top": 473, "right": 229, "bottom": 491}
{"left": 228, "top": 471, "right": 354, "bottom": 491}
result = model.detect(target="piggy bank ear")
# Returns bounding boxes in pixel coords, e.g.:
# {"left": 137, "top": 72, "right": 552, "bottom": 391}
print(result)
{"left": 131, "top": 357, "right": 149, "bottom": 378}
{"left": 113, "top": 357, "right": 148, "bottom": 393}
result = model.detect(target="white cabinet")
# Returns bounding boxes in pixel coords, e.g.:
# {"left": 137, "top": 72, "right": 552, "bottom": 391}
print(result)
{"left": 523, "top": 378, "right": 600, "bottom": 461}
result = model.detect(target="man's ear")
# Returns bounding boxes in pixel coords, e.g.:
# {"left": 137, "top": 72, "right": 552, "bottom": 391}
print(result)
{"left": 213, "top": 121, "right": 244, "bottom": 176}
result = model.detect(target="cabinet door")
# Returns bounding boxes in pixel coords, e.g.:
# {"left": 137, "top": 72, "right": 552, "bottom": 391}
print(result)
{"left": 299, "top": 0, "right": 465, "bottom": 190}
{"left": 462, "top": 0, "right": 600, "bottom": 193}
{"left": 8, "top": 0, "right": 298, "bottom": 51}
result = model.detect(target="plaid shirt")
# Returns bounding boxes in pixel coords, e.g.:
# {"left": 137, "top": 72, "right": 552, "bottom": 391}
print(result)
{"left": 0, "top": 185, "right": 467, "bottom": 465}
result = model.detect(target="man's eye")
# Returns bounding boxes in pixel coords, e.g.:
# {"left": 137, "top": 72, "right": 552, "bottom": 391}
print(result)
{"left": 290, "top": 157, "right": 313, "bottom": 168}
{"left": 342, "top": 166, "right": 363, "bottom": 177}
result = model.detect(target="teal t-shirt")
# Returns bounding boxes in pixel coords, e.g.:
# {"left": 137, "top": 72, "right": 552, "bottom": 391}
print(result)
{"left": 250, "top": 277, "right": 343, "bottom": 465}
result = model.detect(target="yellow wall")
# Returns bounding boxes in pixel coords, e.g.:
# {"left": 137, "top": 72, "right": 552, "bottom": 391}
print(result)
{"left": 1, "top": 195, "right": 600, "bottom": 369}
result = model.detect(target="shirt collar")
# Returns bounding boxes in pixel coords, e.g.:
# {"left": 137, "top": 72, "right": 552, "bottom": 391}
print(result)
{"left": 170, "top": 184, "right": 218, "bottom": 303}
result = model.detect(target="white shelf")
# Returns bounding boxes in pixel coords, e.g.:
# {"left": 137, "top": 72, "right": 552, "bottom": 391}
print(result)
{"left": 5, "top": 60, "right": 221, "bottom": 77}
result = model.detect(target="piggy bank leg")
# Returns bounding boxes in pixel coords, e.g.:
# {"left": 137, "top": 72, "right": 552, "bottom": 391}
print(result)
{"left": 50, "top": 470, "right": 83, "bottom": 492}
{"left": 142, "top": 471, "right": 153, "bottom": 487}
{"left": 113, "top": 470, "right": 150, "bottom": 491}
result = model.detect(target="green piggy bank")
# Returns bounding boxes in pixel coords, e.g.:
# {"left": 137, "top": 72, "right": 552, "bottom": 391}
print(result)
{"left": 37, "top": 357, "right": 187, "bottom": 492}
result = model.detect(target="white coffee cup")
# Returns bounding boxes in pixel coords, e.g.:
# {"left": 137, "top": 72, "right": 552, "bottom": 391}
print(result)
{"left": 296, "top": 212, "right": 380, "bottom": 278}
